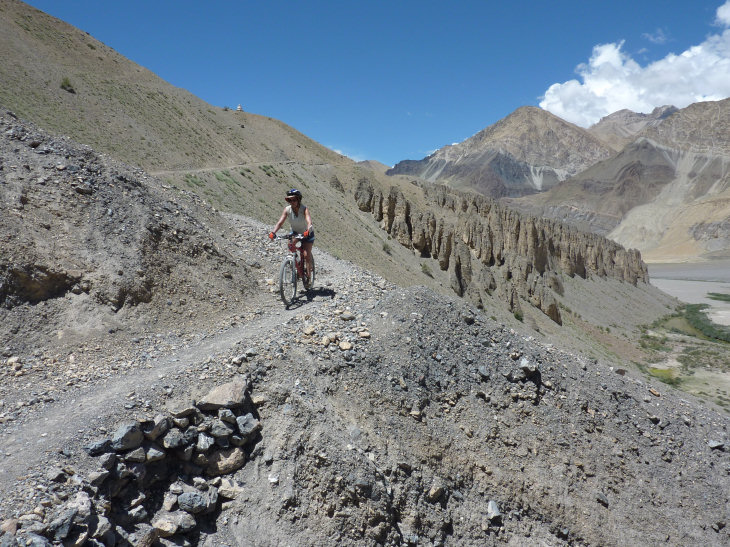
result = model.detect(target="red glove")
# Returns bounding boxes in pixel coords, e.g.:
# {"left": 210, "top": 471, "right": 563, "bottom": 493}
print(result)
{"left": 302, "top": 230, "right": 310, "bottom": 237}
{"left": 268, "top": 232, "right": 275, "bottom": 240}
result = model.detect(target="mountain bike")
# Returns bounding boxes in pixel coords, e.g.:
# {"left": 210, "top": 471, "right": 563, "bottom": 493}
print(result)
{"left": 272, "top": 233, "right": 315, "bottom": 307}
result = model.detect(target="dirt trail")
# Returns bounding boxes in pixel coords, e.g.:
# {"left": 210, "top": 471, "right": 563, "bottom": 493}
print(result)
{"left": 0, "top": 232, "right": 351, "bottom": 516}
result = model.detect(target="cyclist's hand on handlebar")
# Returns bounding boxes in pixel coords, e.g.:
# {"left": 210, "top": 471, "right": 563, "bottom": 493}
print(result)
{"left": 268, "top": 232, "right": 275, "bottom": 240}
{"left": 302, "top": 230, "right": 309, "bottom": 237}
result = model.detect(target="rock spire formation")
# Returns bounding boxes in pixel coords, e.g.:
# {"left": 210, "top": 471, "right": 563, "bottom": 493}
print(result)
{"left": 355, "top": 178, "right": 647, "bottom": 324}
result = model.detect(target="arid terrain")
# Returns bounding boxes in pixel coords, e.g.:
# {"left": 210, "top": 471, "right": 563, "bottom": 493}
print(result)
{"left": 1, "top": 1, "right": 729, "bottom": 546}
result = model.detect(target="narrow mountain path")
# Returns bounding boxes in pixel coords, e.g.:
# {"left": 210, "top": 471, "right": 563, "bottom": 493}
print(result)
{"left": 0, "top": 215, "right": 363, "bottom": 518}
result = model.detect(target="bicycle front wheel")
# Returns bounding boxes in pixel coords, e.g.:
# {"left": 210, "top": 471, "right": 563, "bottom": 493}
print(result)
{"left": 279, "top": 257, "right": 297, "bottom": 306}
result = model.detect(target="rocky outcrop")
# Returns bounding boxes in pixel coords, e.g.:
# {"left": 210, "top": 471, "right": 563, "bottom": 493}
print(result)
{"left": 355, "top": 181, "right": 647, "bottom": 324}
{"left": 3, "top": 378, "right": 260, "bottom": 546}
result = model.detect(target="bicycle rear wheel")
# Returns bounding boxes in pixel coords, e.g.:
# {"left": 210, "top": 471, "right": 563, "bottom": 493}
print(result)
{"left": 279, "top": 257, "right": 297, "bottom": 306}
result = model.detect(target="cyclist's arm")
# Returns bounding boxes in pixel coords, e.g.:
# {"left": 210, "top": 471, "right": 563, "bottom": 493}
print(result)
{"left": 272, "top": 208, "right": 288, "bottom": 234}
{"left": 304, "top": 206, "right": 313, "bottom": 232}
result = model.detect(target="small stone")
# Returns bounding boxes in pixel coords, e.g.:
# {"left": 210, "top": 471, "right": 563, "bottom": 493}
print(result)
{"left": 84, "top": 439, "right": 112, "bottom": 457}
{"left": 358, "top": 331, "right": 371, "bottom": 339}
{"left": 1, "top": 519, "right": 18, "bottom": 535}
{"left": 596, "top": 492, "right": 609, "bottom": 506}
{"left": 99, "top": 453, "right": 116, "bottom": 470}
{"left": 46, "top": 467, "right": 66, "bottom": 482}
{"left": 152, "top": 510, "right": 197, "bottom": 537}
{"left": 111, "top": 422, "right": 144, "bottom": 452}
{"left": 218, "top": 408, "right": 237, "bottom": 424}
{"left": 339, "top": 341, "right": 353, "bottom": 351}
{"left": 124, "top": 447, "right": 147, "bottom": 463}
{"left": 197, "top": 433, "right": 215, "bottom": 453}
{"left": 236, "top": 413, "right": 261, "bottom": 439}
{"left": 207, "top": 447, "right": 246, "bottom": 476}
{"left": 197, "top": 378, "right": 250, "bottom": 411}
{"left": 89, "top": 470, "right": 110, "bottom": 486}
{"left": 426, "top": 485, "right": 444, "bottom": 502}
{"left": 145, "top": 444, "right": 166, "bottom": 462}
{"left": 303, "top": 326, "right": 316, "bottom": 336}
{"left": 340, "top": 311, "right": 356, "bottom": 321}
{"left": 209, "top": 419, "right": 235, "bottom": 438}
{"left": 218, "top": 478, "right": 244, "bottom": 499}
{"left": 486, "top": 500, "right": 501, "bottom": 521}
{"left": 161, "top": 428, "right": 186, "bottom": 449}
{"left": 177, "top": 492, "right": 208, "bottom": 514}
{"left": 708, "top": 439, "right": 725, "bottom": 450}
{"left": 142, "top": 415, "right": 169, "bottom": 440}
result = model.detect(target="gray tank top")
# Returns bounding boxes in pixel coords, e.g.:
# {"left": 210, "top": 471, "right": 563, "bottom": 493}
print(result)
{"left": 286, "top": 205, "right": 308, "bottom": 233}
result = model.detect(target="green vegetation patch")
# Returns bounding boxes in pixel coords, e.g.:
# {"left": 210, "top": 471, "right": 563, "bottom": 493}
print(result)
{"left": 648, "top": 367, "right": 681, "bottom": 386}
{"left": 639, "top": 332, "right": 671, "bottom": 353}
{"left": 184, "top": 174, "right": 204, "bottom": 188}
{"left": 677, "top": 344, "right": 730, "bottom": 373}
{"left": 214, "top": 170, "right": 240, "bottom": 187}
{"left": 683, "top": 304, "right": 730, "bottom": 343}
{"left": 707, "top": 292, "right": 730, "bottom": 302}
{"left": 259, "top": 164, "right": 286, "bottom": 179}
{"left": 60, "top": 76, "right": 75, "bottom": 93}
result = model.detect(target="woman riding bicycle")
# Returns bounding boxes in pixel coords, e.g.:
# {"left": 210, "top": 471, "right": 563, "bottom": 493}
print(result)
{"left": 269, "top": 188, "right": 314, "bottom": 285}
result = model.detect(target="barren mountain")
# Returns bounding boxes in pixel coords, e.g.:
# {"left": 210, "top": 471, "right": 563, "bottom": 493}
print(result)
{"left": 587, "top": 105, "right": 679, "bottom": 151}
{"left": 387, "top": 107, "right": 613, "bottom": 198}
{"left": 510, "top": 99, "right": 730, "bottom": 261}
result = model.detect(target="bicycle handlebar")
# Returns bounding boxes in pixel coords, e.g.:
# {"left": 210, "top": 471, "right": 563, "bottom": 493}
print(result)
{"left": 271, "top": 232, "right": 304, "bottom": 241}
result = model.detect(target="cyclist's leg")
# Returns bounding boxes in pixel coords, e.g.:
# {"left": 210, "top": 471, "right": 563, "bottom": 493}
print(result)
{"left": 301, "top": 240, "right": 313, "bottom": 283}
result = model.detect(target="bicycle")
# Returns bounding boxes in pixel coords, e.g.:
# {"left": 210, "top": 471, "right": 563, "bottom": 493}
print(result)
{"left": 272, "top": 233, "right": 315, "bottom": 307}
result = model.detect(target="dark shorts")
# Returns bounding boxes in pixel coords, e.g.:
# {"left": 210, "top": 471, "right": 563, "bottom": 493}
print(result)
{"left": 293, "top": 229, "right": 314, "bottom": 243}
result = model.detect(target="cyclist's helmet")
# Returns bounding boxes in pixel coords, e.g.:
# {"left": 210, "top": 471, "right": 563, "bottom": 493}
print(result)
{"left": 286, "top": 188, "right": 302, "bottom": 201}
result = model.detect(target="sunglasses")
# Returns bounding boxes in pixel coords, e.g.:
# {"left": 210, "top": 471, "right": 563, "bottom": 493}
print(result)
{"left": 285, "top": 197, "right": 298, "bottom": 202}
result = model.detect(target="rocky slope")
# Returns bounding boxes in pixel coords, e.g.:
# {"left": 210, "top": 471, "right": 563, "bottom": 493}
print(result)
{"left": 387, "top": 107, "right": 613, "bottom": 198}
{"left": 0, "top": 254, "right": 727, "bottom": 546}
{"left": 0, "top": 107, "right": 257, "bottom": 351}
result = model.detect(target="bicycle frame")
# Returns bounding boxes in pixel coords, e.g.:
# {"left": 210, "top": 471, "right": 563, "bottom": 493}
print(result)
{"left": 286, "top": 237, "right": 307, "bottom": 280}
{"left": 273, "top": 233, "right": 314, "bottom": 307}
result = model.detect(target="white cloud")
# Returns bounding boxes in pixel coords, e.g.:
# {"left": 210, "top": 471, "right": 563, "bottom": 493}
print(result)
{"left": 718, "top": 1, "right": 730, "bottom": 26}
{"left": 328, "top": 145, "right": 366, "bottom": 162}
{"left": 642, "top": 28, "right": 668, "bottom": 44}
{"left": 540, "top": 4, "right": 730, "bottom": 127}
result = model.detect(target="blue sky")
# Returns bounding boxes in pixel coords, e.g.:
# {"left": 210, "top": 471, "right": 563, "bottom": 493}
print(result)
{"left": 23, "top": 1, "right": 730, "bottom": 166}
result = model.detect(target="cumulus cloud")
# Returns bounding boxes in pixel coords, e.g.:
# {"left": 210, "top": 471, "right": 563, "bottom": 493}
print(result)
{"left": 718, "top": 1, "right": 730, "bottom": 25}
{"left": 540, "top": 1, "right": 730, "bottom": 127}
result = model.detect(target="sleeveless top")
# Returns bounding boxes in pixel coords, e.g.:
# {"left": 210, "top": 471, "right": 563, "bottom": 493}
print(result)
{"left": 286, "top": 204, "right": 308, "bottom": 233}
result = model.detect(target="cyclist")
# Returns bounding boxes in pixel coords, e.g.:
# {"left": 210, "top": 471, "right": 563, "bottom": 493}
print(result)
{"left": 269, "top": 188, "right": 315, "bottom": 286}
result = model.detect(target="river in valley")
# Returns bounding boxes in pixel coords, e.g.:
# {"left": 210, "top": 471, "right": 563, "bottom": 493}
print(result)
{"left": 648, "top": 260, "right": 730, "bottom": 326}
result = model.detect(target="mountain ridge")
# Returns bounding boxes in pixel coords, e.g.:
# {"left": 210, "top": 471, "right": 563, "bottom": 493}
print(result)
{"left": 387, "top": 106, "right": 613, "bottom": 198}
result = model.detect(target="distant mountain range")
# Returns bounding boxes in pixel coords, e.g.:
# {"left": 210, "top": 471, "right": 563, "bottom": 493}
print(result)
{"left": 389, "top": 100, "right": 730, "bottom": 262}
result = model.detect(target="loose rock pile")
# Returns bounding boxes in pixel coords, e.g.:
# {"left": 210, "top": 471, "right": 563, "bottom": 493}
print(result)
{"left": 1, "top": 377, "right": 260, "bottom": 546}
